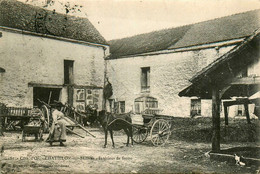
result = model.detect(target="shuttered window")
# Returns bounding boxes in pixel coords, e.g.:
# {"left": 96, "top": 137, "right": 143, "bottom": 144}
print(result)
{"left": 190, "top": 99, "right": 201, "bottom": 117}
{"left": 141, "top": 67, "right": 150, "bottom": 92}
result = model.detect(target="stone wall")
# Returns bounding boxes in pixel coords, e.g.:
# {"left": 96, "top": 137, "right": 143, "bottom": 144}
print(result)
{"left": 0, "top": 30, "right": 107, "bottom": 107}
{"left": 107, "top": 45, "right": 235, "bottom": 117}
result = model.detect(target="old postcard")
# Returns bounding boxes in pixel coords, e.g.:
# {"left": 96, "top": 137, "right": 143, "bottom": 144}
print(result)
{"left": 0, "top": 0, "right": 260, "bottom": 173}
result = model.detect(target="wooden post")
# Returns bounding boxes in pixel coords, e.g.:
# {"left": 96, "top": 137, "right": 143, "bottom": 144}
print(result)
{"left": 212, "top": 86, "right": 221, "bottom": 152}
{"left": 223, "top": 104, "right": 228, "bottom": 125}
{"left": 68, "top": 85, "right": 74, "bottom": 107}
{"left": 0, "top": 104, "right": 4, "bottom": 136}
{"left": 0, "top": 117, "right": 3, "bottom": 136}
{"left": 244, "top": 103, "right": 251, "bottom": 124}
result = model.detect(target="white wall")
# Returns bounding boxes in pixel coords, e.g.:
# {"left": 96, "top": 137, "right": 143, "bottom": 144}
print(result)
{"left": 0, "top": 30, "right": 107, "bottom": 107}
{"left": 107, "top": 45, "right": 235, "bottom": 117}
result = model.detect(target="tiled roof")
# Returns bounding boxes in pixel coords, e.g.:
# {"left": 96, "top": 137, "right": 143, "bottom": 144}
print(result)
{"left": 109, "top": 9, "right": 260, "bottom": 59}
{"left": 0, "top": 0, "right": 108, "bottom": 45}
{"left": 178, "top": 29, "right": 260, "bottom": 98}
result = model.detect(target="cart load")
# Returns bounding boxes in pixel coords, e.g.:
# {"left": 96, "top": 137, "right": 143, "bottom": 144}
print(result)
{"left": 22, "top": 107, "right": 45, "bottom": 142}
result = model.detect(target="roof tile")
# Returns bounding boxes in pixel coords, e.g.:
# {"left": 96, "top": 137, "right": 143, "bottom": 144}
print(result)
{"left": 0, "top": 0, "right": 108, "bottom": 45}
{"left": 109, "top": 9, "right": 260, "bottom": 59}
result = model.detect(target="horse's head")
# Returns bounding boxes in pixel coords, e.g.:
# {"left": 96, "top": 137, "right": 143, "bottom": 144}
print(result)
{"left": 98, "top": 110, "right": 114, "bottom": 125}
{"left": 97, "top": 110, "right": 107, "bottom": 123}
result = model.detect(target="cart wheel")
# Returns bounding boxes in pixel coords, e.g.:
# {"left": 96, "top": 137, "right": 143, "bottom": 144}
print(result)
{"left": 132, "top": 126, "right": 148, "bottom": 144}
{"left": 35, "top": 134, "right": 38, "bottom": 141}
{"left": 39, "top": 129, "right": 43, "bottom": 141}
{"left": 41, "top": 105, "right": 51, "bottom": 132}
{"left": 22, "top": 131, "right": 25, "bottom": 142}
{"left": 150, "top": 119, "right": 170, "bottom": 146}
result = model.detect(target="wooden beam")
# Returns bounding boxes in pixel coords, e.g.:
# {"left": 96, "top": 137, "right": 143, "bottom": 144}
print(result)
{"left": 66, "top": 127, "right": 84, "bottom": 138}
{"left": 220, "top": 85, "right": 232, "bottom": 125}
{"left": 223, "top": 99, "right": 251, "bottom": 106}
{"left": 28, "top": 82, "right": 64, "bottom": 88}
{"left": 223, "top": 104, "right": 229, "bottom": 125}
{"left": 73, "top": 84, "right": 103, "bottom": 89}
{"left": 212, "top": 86, "right": 221, "bottom": 152}
{"left": 231, "top": 77, "right": 260, "bottom": 85}
{"left": 219, "top": 85, "right": 231, "bottom": 99}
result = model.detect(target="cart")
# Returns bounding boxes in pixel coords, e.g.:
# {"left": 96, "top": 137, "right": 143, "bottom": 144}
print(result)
{"left": 22, "top": 122, "right": 43, "bottom": 142}
{"left": 38, "top": 100, "right": 96, "bottom": 140}
{"left": 22, "top": 108, "right": 44, "bottom": 142}
{"left": 132, "top": 109, "right": 174, "bottom": 146}
{"left": 0, "top": 103, "right": 32, "bottom": 131}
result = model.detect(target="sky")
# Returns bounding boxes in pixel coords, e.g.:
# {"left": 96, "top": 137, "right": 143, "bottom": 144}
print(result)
{"left": 21, "top": 0, "right": 260, "bottom": 41}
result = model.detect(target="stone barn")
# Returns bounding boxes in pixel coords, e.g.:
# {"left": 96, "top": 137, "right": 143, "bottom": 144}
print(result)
{"left": 0, "top": 0, "right": 109, "bottom": 111}
{"left": 106, "top": 9, "right": 260, "bottom": 117}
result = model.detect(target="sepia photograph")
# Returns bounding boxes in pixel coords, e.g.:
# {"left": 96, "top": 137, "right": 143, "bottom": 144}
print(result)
{"left": 0, "top": 0, "right": 260, "bottom": 173}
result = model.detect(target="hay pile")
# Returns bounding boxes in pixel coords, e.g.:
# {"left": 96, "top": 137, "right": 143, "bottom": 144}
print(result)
{"left": 170, "top": 117, "right": 260, "bottom": 143}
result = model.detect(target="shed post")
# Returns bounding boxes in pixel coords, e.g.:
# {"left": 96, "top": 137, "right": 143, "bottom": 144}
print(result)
{"left": 244, "top": 103, "right": 251, "bottom": 124}
{"left": 223, "top": 103, "right": 229, "bottom": 125}
{"left": 212, "top": 86, "right": 221, "bottom": 152}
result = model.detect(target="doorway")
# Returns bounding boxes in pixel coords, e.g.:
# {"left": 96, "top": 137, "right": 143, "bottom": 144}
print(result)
{"left": 33, "top": 87, "right": 61, "bottom": 107}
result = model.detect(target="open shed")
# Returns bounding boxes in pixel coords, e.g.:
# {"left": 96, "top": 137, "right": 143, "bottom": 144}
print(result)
{"left": 179, "top": 29, "right": 260, "bottom": 152}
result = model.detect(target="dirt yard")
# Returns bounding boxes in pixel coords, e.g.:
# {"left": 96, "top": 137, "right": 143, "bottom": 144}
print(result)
{"left": 1, "top": 118, "right": 260, "bottom": 173}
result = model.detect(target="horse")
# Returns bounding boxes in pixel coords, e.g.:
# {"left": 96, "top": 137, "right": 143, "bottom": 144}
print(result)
{"left": 98, "top": 110, "right": 133, "bottom": 148}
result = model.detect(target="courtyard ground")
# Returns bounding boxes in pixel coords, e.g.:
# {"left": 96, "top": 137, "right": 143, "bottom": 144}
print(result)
{"left": 0, "top": 117, "right": 259, "bottom": 173}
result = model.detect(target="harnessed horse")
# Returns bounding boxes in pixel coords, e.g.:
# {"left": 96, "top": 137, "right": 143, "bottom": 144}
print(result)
{"left": 98, "top": 110, "right": 133, "bottom": 148}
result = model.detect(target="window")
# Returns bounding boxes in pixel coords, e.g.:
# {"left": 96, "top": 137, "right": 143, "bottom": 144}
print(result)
{"left": 109, "top": 99, "right": 114, "bottom": 112}
{"left": 119, "top": 101, "right": 125, "bottom": 113}
{"left": 190, "top": 99, "right": 201, "bottom": 117}
{"left": 135, "top": 102, "right": 141, "bottom": 114}
{"left": 141, "top": 67, "right": 150, "bottom": 92}
{"left": 64, "top": 60, "right": 74, "bottom": 84}
{"left": 134, "top": 96, "right": 158, "bottom": 114}
{"left": 109, "top": 100, "right": 125, "bottom": 113}
{"left": 146, "top": 97, "right": 158, "bottom": 108}
{"left": 0, "top": 67, "right": 5, "bottom": 73}
{"left": 237, "top": 105, "right": 243, "bottom": 116}
{"left": 114, "top": 102, "right": 119, "bottom": 113}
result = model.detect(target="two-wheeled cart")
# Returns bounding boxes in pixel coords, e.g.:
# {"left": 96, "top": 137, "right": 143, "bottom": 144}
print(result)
{"left": 38, "top": 100, "right": 96, "bottom": 140}
{"left": 22, "top": 117, "right": 43, "bottom": 142}
{"left": 22, "top": 107, "right": 45, "bottom": 142}
{"left": 132, "top": 112, "right": 174, "bottom": 146}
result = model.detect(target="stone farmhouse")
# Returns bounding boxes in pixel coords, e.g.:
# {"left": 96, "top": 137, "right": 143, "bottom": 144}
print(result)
{"left": 106, "top": 9, "right": 260, "bottom": 117}
{"left": 0, "top": 0, "right": 109, "bottom": 111}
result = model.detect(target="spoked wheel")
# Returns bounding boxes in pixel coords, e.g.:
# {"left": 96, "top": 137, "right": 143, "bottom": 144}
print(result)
{"left": 22, "top": 130, "right": 25, "bottom": 142}
{"left": 150, "top": 119, "right": 171, "bottom": 146}
{"left": 41, "top": 105, "right": 51, "bottom": 133}
{"left": 39, "top": 128, "right": 43, "bottom": 141}
{"left": 132, "top": 126, "right": 148, "bottom": 144}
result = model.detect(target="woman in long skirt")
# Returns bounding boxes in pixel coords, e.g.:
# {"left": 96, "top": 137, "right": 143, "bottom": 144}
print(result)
{"left": 46, "top": 104, "right": 67, "bottom": 146}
